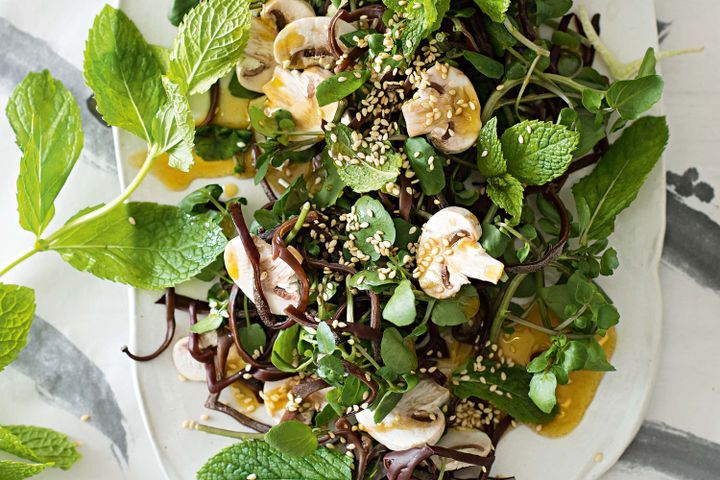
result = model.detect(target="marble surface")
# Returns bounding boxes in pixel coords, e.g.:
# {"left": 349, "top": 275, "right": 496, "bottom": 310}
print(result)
{"left": 0, "top": 1, "right": 718, "bottom": 478}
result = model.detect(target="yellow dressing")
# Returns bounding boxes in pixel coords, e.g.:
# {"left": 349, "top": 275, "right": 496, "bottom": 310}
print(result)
{"left": 214, "top": 75, "right": 252, "bottom": 129}
{"left": 499, "top": 308, "right": 616, "bottom": 437}
{"left": 225, "top": 347, "right": 260, "bottom": 413}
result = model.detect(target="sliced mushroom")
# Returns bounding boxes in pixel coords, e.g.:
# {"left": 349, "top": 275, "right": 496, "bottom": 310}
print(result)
{"left": 402, "top": 63, "right": 482, "bottom": 153}
{"left": 261, "top": 0, "right": 315, "bottom": 31}
{"left": 262, "top": 377, "right": 331, "bottom": 424}
{"left": 236, "top": 17, "right": 278, "bottom": 93}
{"left": 431, "top": 428, "right": 493, "bottom": 471}
{"left": 224, "top": 235, "right": 303, "bottom": 315}
{"left": 355, "top": 380, "right": 450, "bottom": 451}
{"left": 172, "top": 332, "right": 217, "bottom": 382}
{"left": 263, "top": 66, "right": 339, "bottom": 135}
{"left": 415, "top": 207, "right": 504, "bottom": 299}
{"left": 188, "top": 90, "right": 212, "bottom": 126}
{"left": 273, "top": 16, "right": 354, "bottom": 70}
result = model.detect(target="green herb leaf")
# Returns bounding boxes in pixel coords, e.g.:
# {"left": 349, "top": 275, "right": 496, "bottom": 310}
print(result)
{"left": 328, "top": 125, "right": 401, "bottom": 193}
{"left": 600, "top": 248, "right": 619, "bottom": 275}
{"left": 572, "top": 117, "right": 668, "bottom": 242}
{"left": 529, "top": 371, "right": 557, "bottom": 413}
{"left": 7, "top": 71, "right": 83, "bottom": 237}
{"left": 0, "top": 460, "right": 49, "bottom": 480}
{"left": 228, "top": 71, "right": 263, "bottom": 98}
{"left": 351, "top": 197, "right": 396, "bottom": 261}
{"left": 168, "top": 0, "right": 200, "bottom": 26}
{"left": 480, "top": 223, "right": 510, "bottom": 257}
{"left": 272, "top": 323, "right": 300, "bottom": 372}
{"left": 476, "top": 117, "right": 506, "bottom": 178}
{"left": 636, "top": 48, "right": 657, "bottom": 78}
{"left": 2, "top": 426, "right": 80, "bottom": 470}
{"left": 49, "top": 202, "right": 226, "bottom": 289}
{"left": 0, "top": 427, "right": 39, "bottom": 463}
{"left": 431, "top": 284, "right": 479, "bottom": 326}
{"left": 472, "top": 0, "right": 511, "bottom": 23}
{"left": 313, "top": 153, "right": 345, "bottom": 209}
{"left": 463, "top": 51, "right": 504, "bottom": 79}
{"left": 373, "top": 391, "right": 402, "bottom": 423}
{"left": 534, "top": 0, "right": 572, "bottom": 24}
{"left": 317, "top": 322, "right": 336, "bottom": 354}
{"left": 265, "top": 421, "right": 318, "bottom": 457}
{"left": 453, "top": 358, "right": 555, "bottom": 424}
{"left": 152, "top": 76, "right": 195, "bottom": 171}
{"left": 84, "top": 5, "right": 164, "bottom": 141}
{"left": 381, "top": 328, "right": 417, "bottom": 374}
{"left": 404, "top": 137, "right": 446, "bottom": 195}
{"left": 502, "top": 120, "right": 579, "bottom": 185}
{"left": 168, "top": 0, "right": 251, "bottom": 95}
{"left": 0, "top": 284, "right": 35, "bottom": 373}
{"left": 238, "top": 324, "right": 267, "bottom": 355}
{"left": 254, "top": 176, "right": 308, "bottom": 230}
{"left": 605, "top": 75, "right": 664, "bottom": 120}
{"left": 383, "top": 280, "right": 417, "bottom": 327}
{"left": 384, "top": 0, "right": 450, "bottom": 54}
{"left": 316, "top": 70, "right": 371, "bottom": 107}
{"left": 190, "top": 312, "right": 224, "bottom": 333}
{"left": 178, "top": 184, "right": 223, "bottom": 215}
{"left": 194, "top": 126, "right": 251, "bottom": 160}
{"left": 197, "top": 440, "right": 353, "bottom": 480}
{"left": 486, "top": 173, "right": 524, "bottom": 223}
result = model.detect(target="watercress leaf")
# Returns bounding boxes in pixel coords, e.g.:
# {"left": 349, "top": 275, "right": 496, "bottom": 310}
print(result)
{"left": 329, "top": 125, "right": 401, "bottom": 193}
{"left": 341, "top": 376, "right": 368, "bottom": 406}
{"left": 314, "top": 404, "right": 340, "bottom": 427}
{"left": 265, "top": 421, "right": 318, "bottom": 457}
{"left": 2, "top": 425, "right": 81, "bottom": 470}
{"left": 463, "top": 51, "right": 504, "bottom": 79}
{"left": 480, "top": 223, "right": 510, "bottom": 258}
{"left": 453, "top": 358, "right": 555, "bottom": 423}
{"left": 596, "top": 304, "right": 620, "bottom": 330}
{"left": 476, "top": 117, "right": 506, "bottom": 177}
{"left": 393, "top": 218, "right": 420, "bottom": 250}
{"left": 486, "top": 173, "right": 524, "bottom": 224}
{"left": 194, "top": 126, "right": 251, "bottom": 161}
{"left": 168, "top": 0, "right": 251, "bottom": 95}
{"left": 317, "top": 322, "right": 336, "bottom": 354}
{"left": 197, "top": 440, "right": 353, "bottom": 480}
{"left": 272, "top": 323, "right": 300, "bottom": 372}
{"left": 600, "top": 248, "right": 619, "bottom": 275}
{"left": 572, "top": 117, "right": 668, "bottom": 241}
{"left": 7, "top": 71, "right": 83, "bottom": 237}
{"left": 228, "top": 71, "right": 263, "bottom": 99}
{"left": 526, "top": 350, "right": 552, "bottom": 373}
{"left": 551, "top": 31, "right": 580, "bottom": 50}
{"left": 404, "top": 138, "right": 446, "bottom": 195}
{"left": 529, "top": 371, "right": 557, "bottom": 413}
{"left": 502, "top": 120, "right": 579, "bottom": 185}
{"left": 351, "top": 197, "right": 396, "bottom": 261}
{"left": 313, "top": 152, "right": 345, "bottom": 209}
{"left": 350, "top": 270, "right": 397, "bottom": 292}
{"left": 190, "top": 312, "right": 224, "bottom": 333}
{"left": 605, "top": 75, "right": 664, "bottom": 120}
{"left": 535, "top": 0, "right": 572, "bottom": 24}
{"left": 84, "top": 6, "right": 164, "bottom": 141}
{"left": 152, "top": 76, "right": 195, "bottom": 171}
{"left": 0, "top": 460, "right": 49, "bottom": 480}
{"left": 381, "top": 328, "right": 417, "bottom": 374}
{"left": 582, "top": 338, "right": 615, "bottom": 371}
{"left": 560, "top": 341, "right": 588, "bottom": 373}
{"left": 556, "top": 108, "right": 577, "bottom": 129}
{"left": 581, "top": 89, "right": 605, "bottom": 113}
{"left": 373, "top": 391, "right": 402, "bottom": 423}
{"left": 637, "top": 47, "right": 657, "bottom": 78}
{"left": 0, "top": 284, "right": 35, "bottom": 374}
{"left": 316, "top": 70, "right": 371, "bottom": 107}
{"left": 383, "top": 280, "right": 416, "bottom": 327}
{"left": 431, "top": 284, "right": 479, "bottom": 326}
{"left": 575, "top": 110, "right": 607, "bottom": 157}
{"left": 178, "top": 184, "right": 223, "bottom": 214}
{"left": 48, "top": 202, "right": 226, "bottom": 289}
{"left": 472, "top": 0, "right": 511, "bottom": 23}
{"left": 237, "top": 323, "right": 267, "bottom": 355}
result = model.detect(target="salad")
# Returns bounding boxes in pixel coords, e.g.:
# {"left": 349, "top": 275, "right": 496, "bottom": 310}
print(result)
{"left": 0, "top": 0, "right": 675, "bottom": 478}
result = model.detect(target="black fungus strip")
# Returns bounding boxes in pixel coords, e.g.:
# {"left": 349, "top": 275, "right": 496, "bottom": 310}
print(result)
{"left": 272, "top": 212, "right": 318, "bottom": 314}
{"left": 122, "top": 287, "right": 176, "bottom": 361}
{"left": 517, "top": 0, "right": 536, "bottom": 41}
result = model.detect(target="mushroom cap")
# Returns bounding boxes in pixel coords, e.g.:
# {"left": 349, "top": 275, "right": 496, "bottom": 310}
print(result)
{"left": 356, "top": 380, "right": 450, "bottom": 451}
{"left": 236, "top": 17, "right": 278, "bottom": 93}
{"left": 431, "top": 428, "right": 493, "bottom": 471}
{"left": 172, "top": 332, "right": 217, "bottom": 382}
{"left": 188, "top": 90, "right": 212, "bottom": 126}
{"left": 224, "top": 235, "right": 303, "bottom": 315}
{"left": 402, "top": 64, "right": 482, "bottom": 154}
{"left": 260, "top": 0, "right": 315, "bottom": 31}
{"left": 262, "top": 377, "right": 331, "bottom": 424}
{"left": 416, "top": 207, "right": 504, "bottom": 299}
{"left": 263, "top": 66, "right": 339, "bottom": 134}
{"left": 273, "top": 16, "right": 354, "bottom": 70}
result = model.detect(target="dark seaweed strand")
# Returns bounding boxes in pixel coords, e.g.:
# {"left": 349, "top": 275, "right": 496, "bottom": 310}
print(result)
{"left": 342, "top": 360, "right": 379, "bottom": 405}
{"left": 196, "top": 81, "right": 220, "bottom": 128}
{"left": 398, "top": 175, "right": 412, "bottom": 221}
{"left": 384, "top": 444, "right": 495, "bottom": 480}
{"left": 516, "top": 0, "right": 536, "bottom": 41}
{"left": 156, "top": 292, "right": 210, "bottom": 314}
{"left": 549, "top": 14, "right": 574, "bottom": 74}
{"left": 122, "top": 287, "right": 176, "bottom": 361}
{"left": 335, "top": 417, "right": 372, "bottom": 480}
{"left": 272, "top": 212, "right": 319, "bottom": 313}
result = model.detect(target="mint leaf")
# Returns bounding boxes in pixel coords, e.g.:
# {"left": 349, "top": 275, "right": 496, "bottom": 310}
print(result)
{"left": 384, "top": 0, "right": 450, "bottom": 53}
{"left": 7, "top": 71, "right": 83, "bottom": 237}
{"left": 350, "top": 197, "right": 396, "bottom": 261}
{"left": 84, "top": 5, "right": 164, "bottom": 141}
{"left": 463, "top": 51, "right": 504, "bottom": 79}
{"left": 0, "top": 461, "right": 48, "bottom": 480}
{"left": 316, "top": 70, "right": 370, "bottom": 107}
{"left": 0, "top": 284, "right": 35, "bottom": 373}
{"left": 404, "top": 137, "right": 446, "bottom": 195}
{"left": 168, "top": 0, "right": 251, "bottom": 95}
{"left": 472, "top": 0, "right": 511, "bottom": 23}
{"left": 382, "top": 280, "right": 416, "bottom": 327}
{"left": 381, "top": 328, "right": 417, "bottom": 374}
{"left": 328, "top": 125, "right": 401, "bottom": 193}
{"left": 2, "top": 426, "right": 80, "bottom": 470}
{"left": 265, "top": 421, "right": 318, "bottom": 457}
{"left": 572, "top": 117, "right": 668, "bottom": 242}
{"left": 0, "top": 427, "right": 39, "bottom": 463}
{"left": 502, "top": 120, "right": 579, "bottom": 185}
{"left": 529, "top": 371, "right": 557, "bottom": 413}
{"left": 452, "top": 357, "right": 556, "bottom": 424}
{"left": 476, "top": 117, "right": 506, "bottom": 177}
{"left": 152, "top": 76, "right": 195, "bottom": 171}
{"left": 486, "top": 173, "right": 524, "bottom": 223}
{"left": 198, "top": 440, "right": 352, "bottom": 480}
{"left": 48, "top": 202, "right": 226, "bottom": 289}
{"left": 605, "top": 75, "right": 664, "bottom": 120}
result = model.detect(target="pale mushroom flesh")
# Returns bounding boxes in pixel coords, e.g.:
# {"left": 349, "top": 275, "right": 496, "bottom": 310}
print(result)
{"left": 273, "top": 16, "right": 354, "bottom": 70}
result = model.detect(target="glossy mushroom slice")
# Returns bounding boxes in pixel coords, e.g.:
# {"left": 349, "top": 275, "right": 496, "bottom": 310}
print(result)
{"left": 261, "top": 0, "right": 315, "bottom": 31}
{"left": 415, "top": 207, "right": 504, "bottom": 299}
{"left": 355, "top": 380, "right": 451, "bottom": 451}
{"left": 224, "top": 235, "right": 303, "bottom": 315}
{"left": 172, "top": 332, "right": 218, "bottom": 382}
{"left": 402, "top": 63, "right": 482, "bottom": 153}
{"left": 262, "top": 376, "right": 331, "bottom": 424}
{"left": 273, "top": 16, "right": 354, "bottom": 70}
